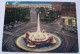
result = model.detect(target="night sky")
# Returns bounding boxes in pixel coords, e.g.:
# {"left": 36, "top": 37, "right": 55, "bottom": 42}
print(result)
{"left": 6, "top": 1, "right": 71, "bottom": 4}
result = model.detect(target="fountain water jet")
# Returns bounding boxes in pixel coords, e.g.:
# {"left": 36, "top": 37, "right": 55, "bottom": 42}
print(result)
{"left": 37, "top": 13, "right": 41, "bottom": 33}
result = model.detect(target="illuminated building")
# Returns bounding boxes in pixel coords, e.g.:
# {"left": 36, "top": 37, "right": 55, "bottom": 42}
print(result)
{"left": 6, "top": 2, "right": 52, "bottom": 9}
{"left": 61, "top": 16, "right": 76, "bottom": 26}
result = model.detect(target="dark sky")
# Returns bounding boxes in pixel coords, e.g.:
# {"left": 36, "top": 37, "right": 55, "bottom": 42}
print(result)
{"left": 6, "top": 1, "right": 71, "bottom": 4}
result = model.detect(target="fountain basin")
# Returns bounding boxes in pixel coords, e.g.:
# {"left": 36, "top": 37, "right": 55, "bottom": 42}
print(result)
{"left": 16, "top": 33, "right": 61, "bottom": 52}
{"left": 23, "top": 32, "right": 56, "bottom": 46}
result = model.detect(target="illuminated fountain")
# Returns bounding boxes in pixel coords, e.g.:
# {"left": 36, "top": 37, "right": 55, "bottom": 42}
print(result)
{"left": 23, "top": 13, "right": 56, "bottom": 47}
{"left": 16, "top": 13, "right": 61, "bottom": 51}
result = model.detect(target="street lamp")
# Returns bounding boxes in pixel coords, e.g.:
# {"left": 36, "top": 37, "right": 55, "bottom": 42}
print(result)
{"left": 47, "top": 12, "right": 50, "bottom": 21}
{"left": 47, "top": 12, "right": 49, "bottom": 14}
{"left": 39, "top": 12, "right": 41, "bottom": 14}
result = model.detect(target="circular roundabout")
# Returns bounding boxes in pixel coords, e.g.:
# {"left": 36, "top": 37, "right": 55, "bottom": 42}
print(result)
{"left": 16, "top": 33, "right": 62, "bottom": 52}
{"left": 16, "top": 13, "right": 62, "bottom": 52}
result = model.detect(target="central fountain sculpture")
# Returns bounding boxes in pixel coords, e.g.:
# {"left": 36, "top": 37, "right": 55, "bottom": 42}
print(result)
{"left": 23, "top": 13, "right": 56, "bottom": 47}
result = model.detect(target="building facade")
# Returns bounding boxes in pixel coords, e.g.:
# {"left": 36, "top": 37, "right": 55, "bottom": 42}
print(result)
{"left": 52, "top": 2, "right": 62, "bottom": 12}
{"left": 61, "top": 2, "right": 76, "bottom": 17}
{"left": 6, "top": 4, "right": 52, "bottom": 9}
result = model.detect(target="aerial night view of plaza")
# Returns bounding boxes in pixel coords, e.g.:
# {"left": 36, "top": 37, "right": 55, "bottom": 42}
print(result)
{"left": 2, "top": 1, "right": 78, "bottom": 53}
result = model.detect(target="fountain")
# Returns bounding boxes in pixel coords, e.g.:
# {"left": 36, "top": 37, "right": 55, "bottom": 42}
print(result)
{"left": 23, "top": 13, "right": 56, "bottom": 47}
{"left": 16, "top": 13, "right": 62, "bottom": 52}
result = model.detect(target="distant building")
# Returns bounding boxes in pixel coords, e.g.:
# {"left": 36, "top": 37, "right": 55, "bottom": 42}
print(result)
{"left": 61, "top": 16, "right": 77, "bottom": 33}
{"left": 52, "top": 2, "right": 62, "bottom": 12}
{"left": 52, "top": 2, "right": 76, "bottom": 17}
{"left": 61, "top": 2, "right": 77, "bottom": 27}
{"left": 6, "top": 4, "right": 52, "bottom": 9}
{"left": 61, "top": 2, "right": 76, "bottom": 17}
{"left": 61, "top": 16, "right": 76, "bottom": 26}
{"left": 60, "top": 3, "right": 77, "bottom": 33}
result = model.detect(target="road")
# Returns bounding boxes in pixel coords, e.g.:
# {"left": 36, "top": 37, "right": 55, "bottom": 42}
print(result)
{"left": 2, "top": 8, "right": 78, "bottom": 52}
{"left": 30, "top": 8, "right": 37, "bottom": 23}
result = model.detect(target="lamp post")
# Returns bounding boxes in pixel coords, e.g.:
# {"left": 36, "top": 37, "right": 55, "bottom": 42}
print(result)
{"left": 15, "top": 8, "right": 16, "bottom": 22}
{"left": 47, "top": 12, "right": 50, "bottom": 21}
